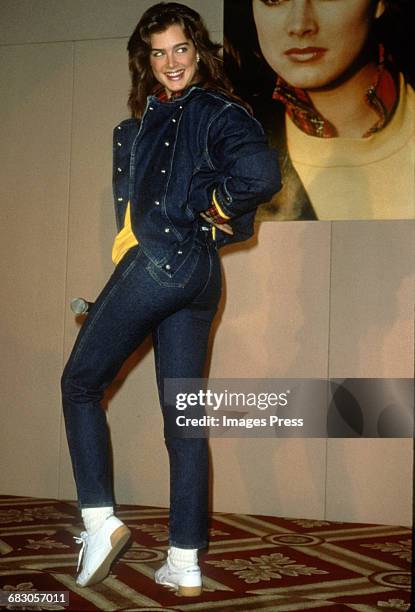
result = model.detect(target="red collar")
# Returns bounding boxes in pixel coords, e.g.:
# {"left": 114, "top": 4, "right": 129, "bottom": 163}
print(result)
{"left": 273, "top": 46, "right": 399, "bottom": 138}
{"left": 152, "top": 84, "right": 184, "bottom": 102}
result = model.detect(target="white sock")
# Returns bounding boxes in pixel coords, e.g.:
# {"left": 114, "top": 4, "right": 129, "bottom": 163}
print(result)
{"left": 81, "top": 506, "right": 114, "bottom": 535}
{"left": 168, "top": 546, "right": 198, "bottom": 569}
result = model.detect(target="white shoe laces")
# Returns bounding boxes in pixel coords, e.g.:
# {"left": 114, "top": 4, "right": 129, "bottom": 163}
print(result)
{"left": 73, "top": 532, "right": 88, "bottom": 572}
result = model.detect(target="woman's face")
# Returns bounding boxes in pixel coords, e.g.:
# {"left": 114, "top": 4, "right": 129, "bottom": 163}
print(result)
{"left": 252, "top": 0, "right": 383, "bottom": 90}
{"left": 149, "top": 24, "right": 198, "bottom": 97}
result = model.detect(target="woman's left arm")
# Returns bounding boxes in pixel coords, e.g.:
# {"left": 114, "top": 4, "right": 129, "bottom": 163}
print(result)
{"left": 200, "top": 104, "right": 281, "bottom": 220}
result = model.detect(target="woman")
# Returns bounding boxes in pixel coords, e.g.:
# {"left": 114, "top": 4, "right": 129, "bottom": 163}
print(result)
{"left": 61, "top": 1, "right": 280, "bottom": 596}
{"left": 224, "top": 0, "right": 414, "bottom": 220}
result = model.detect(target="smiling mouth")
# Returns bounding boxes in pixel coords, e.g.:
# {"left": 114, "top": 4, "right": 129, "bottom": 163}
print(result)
{"left": 285, "top": 48, "right": 327, "bottom": 62}
{"left": 165, "top": 69, "right": 186, "bottom": 81}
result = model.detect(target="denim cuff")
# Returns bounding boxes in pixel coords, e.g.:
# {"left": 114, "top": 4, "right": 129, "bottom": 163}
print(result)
{"left": 169, "top": 539, "right": 208, "bottom": 550}
{"left": 78, "top": 501, "right": 115, "bottom": 510}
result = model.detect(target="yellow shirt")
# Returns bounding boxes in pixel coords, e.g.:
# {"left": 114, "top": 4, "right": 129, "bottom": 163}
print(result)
{"left": 286, "top": 76, "right": 415, "bottom": 220}
{"left": 111, "top": 202, "right": 139, "bottom": 265}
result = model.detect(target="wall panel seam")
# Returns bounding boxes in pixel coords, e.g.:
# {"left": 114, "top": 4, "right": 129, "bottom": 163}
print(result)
{"left": 57, "top": 41, "right": 76, "bottom": 502}
{"left": 324, "top": 221, "right": 334, "bottom": 519}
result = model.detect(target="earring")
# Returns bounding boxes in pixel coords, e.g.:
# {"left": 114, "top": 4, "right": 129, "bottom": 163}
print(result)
{"left": 196, "top": 53, "right": 200, "bottom": 63}
{"left": 375, "top": 0, "right": 385, "bottom": 18}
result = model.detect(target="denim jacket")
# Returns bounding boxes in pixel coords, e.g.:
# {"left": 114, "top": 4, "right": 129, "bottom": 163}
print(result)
{"left": 112, "top": 86, "right": 281, "bottom": 274}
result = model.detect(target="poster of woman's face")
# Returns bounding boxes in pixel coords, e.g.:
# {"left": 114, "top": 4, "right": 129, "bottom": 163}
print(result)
{"left": 224, "top": 0, "right": 415, "bottom": 221}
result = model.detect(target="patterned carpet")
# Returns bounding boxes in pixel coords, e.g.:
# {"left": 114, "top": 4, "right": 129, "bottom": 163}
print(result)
{"left": 0, "top": 495, "right": 411, "bottom": 611}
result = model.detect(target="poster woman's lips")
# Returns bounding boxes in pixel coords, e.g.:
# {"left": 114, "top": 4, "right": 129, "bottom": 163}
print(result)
{"left": 285, "top": 47, "right": 327, "bottom": 62}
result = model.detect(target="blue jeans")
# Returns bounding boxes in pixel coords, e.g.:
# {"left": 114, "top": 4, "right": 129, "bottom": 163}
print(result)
{"left": 61, "top": 228, "right": 221, "bottom": 549}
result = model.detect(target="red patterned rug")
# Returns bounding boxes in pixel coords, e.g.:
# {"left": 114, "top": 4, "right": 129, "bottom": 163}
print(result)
{"left": 0, "top": 495, "right": 411, "bottom": 611}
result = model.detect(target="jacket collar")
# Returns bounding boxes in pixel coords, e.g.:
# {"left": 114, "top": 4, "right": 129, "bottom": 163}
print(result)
{"left": 148, "top": 83, "right": 204, "bottom": 106}
{"left": 273, "top": 45, "right": 399, "bottom": 138}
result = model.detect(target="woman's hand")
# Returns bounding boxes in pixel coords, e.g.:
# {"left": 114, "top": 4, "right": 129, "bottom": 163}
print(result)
{"left": 200, "top": 210, "right": 234, "bottom": 235}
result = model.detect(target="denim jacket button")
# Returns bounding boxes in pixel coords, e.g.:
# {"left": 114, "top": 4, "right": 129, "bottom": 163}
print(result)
{"left": 164, "top": 228, "right": 170, "bottom": 233}
{"left": 161, "top": 169, "right": 166, "bottom": 174}
{"left": 172, "top": 118, "right": 177, "bottom": 123}
{"left": 154, "top": 200, "right": 160, "bottom": 206}
{"left": 177, "top": 250, "right": 183, "bottom": 255}
{"left": 117, "top": 142, "right": 122, "bottom": 147}
{"left": 165, "top": 264, "right": 171, "bottom": 270}
{"left": 164, "top": 141, "right": 170, "bottom": 146}
{"left": 117, "top": 125, "right": 122, "bottom": 130}
{"left": 117, "top": 197, "right": 123, "bottom": 202}
{"left": 117, "top": 167, "right": 122, "bottom": 173}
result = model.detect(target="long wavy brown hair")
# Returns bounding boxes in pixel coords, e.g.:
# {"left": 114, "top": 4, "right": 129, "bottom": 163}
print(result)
{"left": 127, "top": 2, "right": 249, "bottom": 119}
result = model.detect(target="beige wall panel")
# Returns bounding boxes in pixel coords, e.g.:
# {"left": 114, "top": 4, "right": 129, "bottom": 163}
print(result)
{"left": 0, "top": 43, "right": 73, "bottom": 497}
{"left": 56, "top": 0, "right": 223, "bottom": 506}
{"left": 211, "top": 222, "right": 332, "bottom": 378}
{"left": 327, "top": 220, "right": 414, "bottom": 526}
{"left": 206, "top": 222, "right": 331, "bottom": 517}
{"left": 60, "top": 38, "right": 129, "bottom": 315}
{"left": 326, "top": 439, "right": 412, "bottom": 526}
{"left": 0, "top": 0, "right": 223, "bottom": 45}
{"left": 210, "top": 438, "right": 327, "bottom": 519}
{"left": 329, "top": 220, "right": 414, "bottom": 378}
{"left": 57, "top": 37, "right": 170, "bottom": 506}
{"left": 107, "top": 354, "right": 170, "bottom": 509}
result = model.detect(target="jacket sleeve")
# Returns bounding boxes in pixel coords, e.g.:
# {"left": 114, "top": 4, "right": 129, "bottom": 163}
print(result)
{"left": 191, "top": 103, "right": 281, "bottom": 219}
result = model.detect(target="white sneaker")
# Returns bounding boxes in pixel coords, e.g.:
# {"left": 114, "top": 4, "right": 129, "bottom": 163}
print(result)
{"left": 155, "top": 556, "right": 202, "bottom": 597}
{"left": 74, "top": 515, "right": 131, "bottom": 587}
